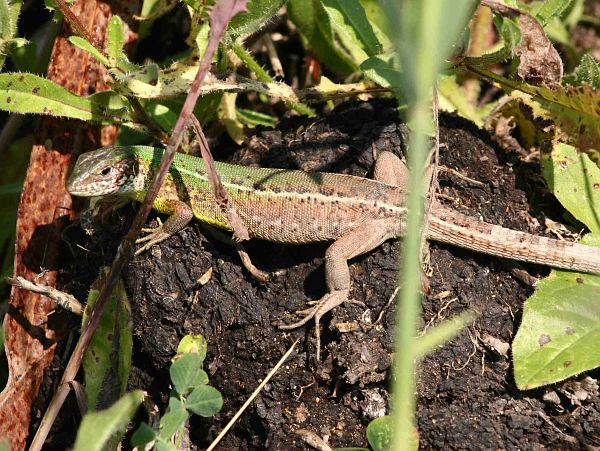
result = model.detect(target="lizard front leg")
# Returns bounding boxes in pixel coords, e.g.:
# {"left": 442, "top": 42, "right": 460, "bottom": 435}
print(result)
{"left": 280, "top": 218, "right": 400, "bottom": 361}
{"left": 136, "top": 200, "right": 280, "bottom": 282}
{"left": 135, "top": 199, "right": 194, "bottom": 255}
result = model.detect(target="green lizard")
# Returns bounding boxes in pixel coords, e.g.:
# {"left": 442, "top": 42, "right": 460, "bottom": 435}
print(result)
{"left": 67, "top": 146, "right": 600, "bottom": 360}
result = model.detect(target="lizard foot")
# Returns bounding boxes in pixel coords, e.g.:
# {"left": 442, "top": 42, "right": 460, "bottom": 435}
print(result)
{"left": 135, "top": 217, "right": 171, "bottom": 255}
{"left": 236, "top": 247, "right": 286, "bottom": 282}
{"left": 279, "top": 289, "right": 349, "bottom": 362}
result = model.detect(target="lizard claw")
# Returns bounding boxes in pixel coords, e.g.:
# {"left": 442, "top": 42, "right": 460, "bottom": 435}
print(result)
{"left": 135, "top": 218, "right": 171, "bottom": 255}
{"left": 279, "top": 290, "right": 349, "bottom": 362}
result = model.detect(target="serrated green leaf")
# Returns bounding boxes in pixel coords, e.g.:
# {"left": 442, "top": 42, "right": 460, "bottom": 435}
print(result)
{"left": 0, "top": 0, "right": 12, "bottom": 39}
{"left": 107, "top": 15, "right": 125, "bottom": 62}
{"left": 0, "top": 0, "right": 23, "bottom": 72}
{"left": 513, "top": 260, "right": 600, "bottom": 389}
{"left": 69, "top": 36, "right": 110, "bottom": 66}
{"left": 470, "top": 67, "right": 600, "bottom": 154}
{"left": 463, "top": 16, "right": 521, "bottom": 67}
{"left": 542, "top": 142, "right": 600, "bottom": 234}
{"left": 532, "top": 0, "right": 573, "bottom": 27}
{"left": 228, "top": 0, "right": 286, "bottom": 38}
{"left": 113, "top": 56, "right": 297, "bottom": 103}
{"left": 322, "top": 0, "right": 381, "bottom": 64}
{"left": 6, "top": 37, "right": 26, "bottom": 48}
{"left": 185, "top": 385, "right": 223, "bottom": 417}
{"left": 170, "top": 352, "right": 206, "bottom": 395}
{"left": 0, "top": 72, "right": 130, "bottom": 123}
{"left": 72, "top": 391, "right": 144, "bottom": 451}
{"left": 159, "top": 402, "right": 189, "bottom": 439}
{"left": 563, "top": 53, "right": 600, "bottom": 89}
{"left": 231, "top": 42, "right": 315, "bottom": 116}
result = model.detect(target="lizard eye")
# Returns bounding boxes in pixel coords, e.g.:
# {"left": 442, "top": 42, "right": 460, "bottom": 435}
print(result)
{"left": 100, "top": 166, "right": 112, "bottom": 176}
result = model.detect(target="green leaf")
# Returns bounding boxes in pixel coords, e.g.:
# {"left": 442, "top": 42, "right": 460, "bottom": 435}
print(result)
{"left": 155, "top": 440, "right": 178, "bottom": 451}
{"left": 366, "top": 416, "right": 393, "bottom": 451}
{"left": 563, "top": 53, "right": 600, "bottom": 89}
{"left": 10, "top": 38, "right": 39, "bottom": 73}
{"left": 228, "top": 0, "right": 286, "bottom": 38}
{"left": 463, "top": 17, "right": 521, "bottom": 67}
{"left": 69, "top": 36, "right": 110, "bottom": 66}
{"left": 177, "top": 334, "right": 208, "bottom": 362}
{"left": 414, "top": 311, "right": 475, "bottom": 359}
{"left": 182, "top": 0, "right": 202, "bottom": 10}
{"left": 470, "top": 67, "right": 600, "bottom": 154}
{"left": 438, "top": 74, "right": 494, "bottom": 127}
{"left": 513, "top": 256, "right": 600, "bottom": 389}
{"left": 184, "top": 385, "right": 223, "bottom": 417}
{"left": 0, "top": 0, "right": 23, "bottom": 71}
{"left": 287, "top": 0, "right": 357, "bottom": 76}
{"left": 532, "top": 0, "right": 573, "bottom": 27}
{"left": 237, "top": 107, "right": 277, "bottom": 127}
{"left": 87, "top": 91, "right": 130, "bottom": 114}
{"left": 159, "top": 398, "right": 189, "bottom": 439}
{"left": 356, "top": 0, "right": 391, "bottom": 51}
{"left": 82, "top": 267, "right": 133, "bottom": 411}
{"left": 231, "top": 42, "right": 315, "bottom": 116}
{"left": 170, "top": 352, "right": 207, "bottom": 395}
{"left": 136, "top": 0, "right": 179, "bottom": 22}
{"left": 322, "top": 0, "right": 381, "bottom": 63}
{"left": 542, "top": 142, "right": 600, "bottom": 234}
{"left": 0, "top": 72, "right": 130, "bottom": 123}
{"left": 0, "top": 0, "right": 12, "bottom": 40}
{"left": 107, "top": 15, "right": 125, "bottom": 63}
{"left": 359, "top": 53, "right": 398, "bottom": 88}
{"left": 72, "top": 391, "right": 144, "bottom": 451}
{"left": 144, "top": 98, "right": 183, "bottom": 132}
{"left": 367, "top": 415, "right": 418, "bottom": 450}
{"left": 130, "top": 422, "right": 157, "bottom": 447}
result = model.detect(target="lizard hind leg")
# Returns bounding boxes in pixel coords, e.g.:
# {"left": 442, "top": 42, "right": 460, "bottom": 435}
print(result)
{"left": 199, "top": 224, "right": 284, "bottom": 283}
{"left": 373, "top": 150, "right": 409, "bottom": 186}
{"left": 279, "top": 218, "right": 400, "bottom": 362}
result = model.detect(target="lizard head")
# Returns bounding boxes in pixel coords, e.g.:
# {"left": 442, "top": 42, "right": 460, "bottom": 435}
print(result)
{"left": 67, "top": 146, "right": 144, "bottom": 197}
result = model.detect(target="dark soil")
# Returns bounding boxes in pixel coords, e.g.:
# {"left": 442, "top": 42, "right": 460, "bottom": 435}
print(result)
{"left": 58, "top": 99, "right": 600, "bottom": 449}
